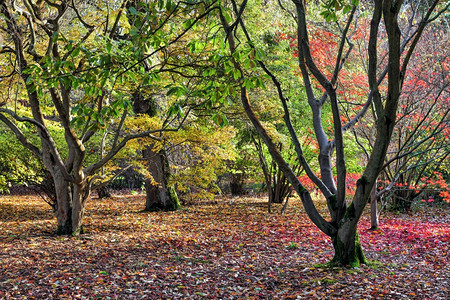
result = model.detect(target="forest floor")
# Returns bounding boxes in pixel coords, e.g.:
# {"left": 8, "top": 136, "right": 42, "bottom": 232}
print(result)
{"left": 0, "top": 193, "right": 448, "bottom": 299}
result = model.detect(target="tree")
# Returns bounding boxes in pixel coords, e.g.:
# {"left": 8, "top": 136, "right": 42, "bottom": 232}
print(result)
{"left": 213, "top": 0, "right": 446, "bottom": 266}
{"left": 230, "top": 93, "right": 304, "bottom": 206}
{"left": 128, "top": 86, "right": 179, "bottom": 211}
{"left": 380, "top": 24, "right": 449, "bottom": 211}
{"left": 0, "top": 0, "right": 205, "bottom": 234}
{"left": 352, "top": 21, "right": 449, "bottom": 220}
{"left": 120, "top": 0, "right": 181, "bottom": 211}
{"left": 122, "top": 0, "right": 239, "bottom": 209}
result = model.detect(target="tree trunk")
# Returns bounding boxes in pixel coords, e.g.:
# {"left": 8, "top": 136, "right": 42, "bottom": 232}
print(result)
{"left": 230, "top": 173, "right": 245, "bottom": 195}
{"left": 370, "top": 184, "right": 379, "bottom": 230}
{"left": 130, "top": 86, "right": 178, "bottom": 211}
{"left": 331, "top": 223, "right": 367, "bottom": 267}
{"left": 53, "top": 172, "right": 72, "bottom": 235}
{"left": 143, "top": 146, "right": 180, "bottom": 211}
{"left": 71, "top": 182, "right": 88, "bottom": 236}
{"left": 53, "top": 172, "right": 89, "bottom": 235}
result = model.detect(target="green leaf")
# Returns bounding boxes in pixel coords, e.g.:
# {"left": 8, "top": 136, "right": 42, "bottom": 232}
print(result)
{"left": 232, "top": 50, "right": 241, "bottom": 60}
{"left": 167, "top": 86, "right": 186, "bottom": 97}
{"left": 71, "top": 47, "right": 81, "bottom": 58}
{"left": 62, "top": 77, "right": 71, "bottom": 89}
{"left": 212, "top": 112, "right": 229, "bottom": 127}
{"left": 158, "top": 0, "right": 164, "bottom": 9}
{"left": 25, "top": 76, "right": 33, "bottom": 85}
{"left": 343, "top": 5, "right": 351, "bottom": 14}
{"left": 233, "top": 69, "right": 241, "bottom": 80}
{"left": 106, "top": 42, "right": 112, "bottom": 54}
{"left": 255, "top": 49, "right": 265, "bottom": 59}
{"left": 130, "top": 27, "right": 139, "bottom": 37}
{"left": 63, "top": 61, "right": 76, "bottom": 71}
{"left": 223, "top": 11, "right": 232, "bottom": 23}
{"left": 167, "top": 103, "right": 183, "bottom": 117}
{"left": 52, "top": 31, "right": 59, "bottom": 43}
{"left": 188, "top": 41, "right": 196, "bottom": 53}
{"left": 129, "top": 7, "right": 138, "bottom": 15}
{"left": 243, "top": 78, "right": 254, "bottom": 89}
{"left": 71, "top": 105, "right": 81, "bottom": 115}
{"left": 182, "top": 19, "right": 193, "bottom": 29}
{"left": 37, "top": 86, "right": 43, "bottom": 98}
{"left": 256, "top": 78, "right": 266, "bottom": 89}
{"left": 166, "top": 0, "right": 174, "bottom": 10}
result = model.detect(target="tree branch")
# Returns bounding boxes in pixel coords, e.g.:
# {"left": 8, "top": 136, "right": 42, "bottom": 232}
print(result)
{"left": 0, "top": 113, "right": 42, "bottom": 158}
{"left": 0, "top": 107, "right": 72, "bottom": 181}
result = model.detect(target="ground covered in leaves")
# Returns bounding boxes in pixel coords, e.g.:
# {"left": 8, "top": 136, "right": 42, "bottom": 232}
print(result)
{"left": 0, "top": 193, "right": 448, "bottom": 299}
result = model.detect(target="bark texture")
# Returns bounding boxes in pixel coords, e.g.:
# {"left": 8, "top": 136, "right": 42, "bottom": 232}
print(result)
{"left": 331, "top": 230, "right": 367, "bottom": 267}
{"left": 370, "top": 184, "right": 379, "bottom": 230}
{"left": 143, "top": 146, "right": 180, "bottom": 211}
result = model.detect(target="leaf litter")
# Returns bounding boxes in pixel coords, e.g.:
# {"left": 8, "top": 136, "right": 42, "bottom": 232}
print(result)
{"left": 0, "top": 194, "right": 448, "bottom": 299}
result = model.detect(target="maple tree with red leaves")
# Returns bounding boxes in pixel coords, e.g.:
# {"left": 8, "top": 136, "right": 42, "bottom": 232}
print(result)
{"left": 353, "top": 24, "right": 450, "bottom": 214}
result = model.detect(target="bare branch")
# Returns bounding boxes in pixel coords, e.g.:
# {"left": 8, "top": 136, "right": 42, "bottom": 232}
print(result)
{"left": 71, "top": 0, "right": 95, "bottom": 30}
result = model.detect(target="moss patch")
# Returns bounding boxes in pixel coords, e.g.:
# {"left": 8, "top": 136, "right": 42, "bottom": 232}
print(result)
{"left": 329, "top": 232, "right": 367, "bottom": 268}
{"left": 169, "top": 185, "right": 181, "bottom": 211}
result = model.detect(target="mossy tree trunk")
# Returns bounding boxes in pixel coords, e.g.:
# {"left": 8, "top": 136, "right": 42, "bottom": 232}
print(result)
{"left": 143, "top": 146, "right": 180, "bottom": 211}
{"left": 331, "top": 224, "right": 367, "bottom": 267}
